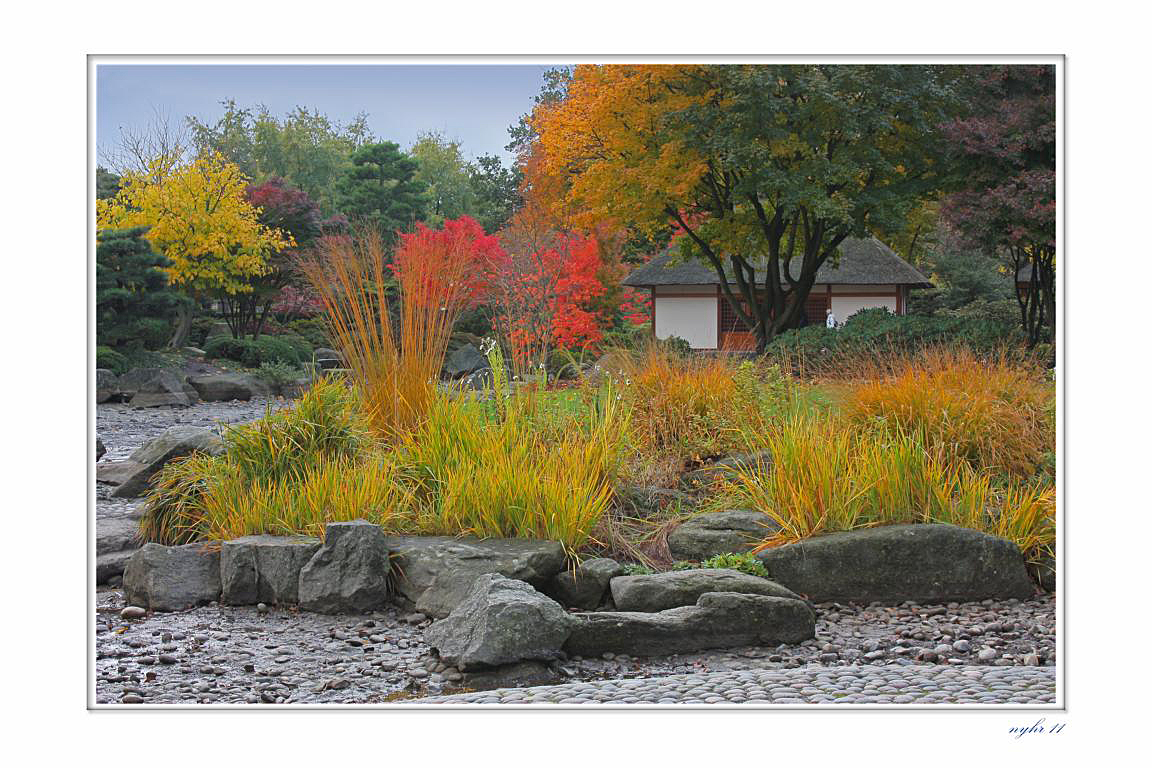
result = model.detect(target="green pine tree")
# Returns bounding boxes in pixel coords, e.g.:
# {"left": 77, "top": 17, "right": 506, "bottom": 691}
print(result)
{"left": 97, "top": 227, "right": 187, "bottom": 350}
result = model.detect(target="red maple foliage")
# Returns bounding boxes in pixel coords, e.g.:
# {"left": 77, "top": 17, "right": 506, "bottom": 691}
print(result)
{"left": 392, "top": 215, "right": 503, "bottom": 308}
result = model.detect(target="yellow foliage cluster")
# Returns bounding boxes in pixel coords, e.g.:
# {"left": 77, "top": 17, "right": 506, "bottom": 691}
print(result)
{"left": 96, "top": 152, "right": 292, "bottom": 295}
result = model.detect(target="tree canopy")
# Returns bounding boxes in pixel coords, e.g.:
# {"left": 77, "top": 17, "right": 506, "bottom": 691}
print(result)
{"left": 533, "top": 64, "right": 953, "bottom": 349}
{"left": 335, "top": 141, "right": 428, "bottom": 236}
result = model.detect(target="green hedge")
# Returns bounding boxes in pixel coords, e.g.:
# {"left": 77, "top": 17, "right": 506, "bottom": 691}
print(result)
{"left": 766, "top": 306, "right": 1023, "bottom": 373}
{"left": 96, "top": 346, "right": 129, "bottom": 374}
{"left": 204, "top": 334, "right": 313, "bottom": 368}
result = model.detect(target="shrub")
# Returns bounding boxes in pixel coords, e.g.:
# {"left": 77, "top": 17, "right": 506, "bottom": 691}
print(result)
{"left": 847, "top": 347, "right": 1054, "bottom": 479}
{"left": 96, "top": 346, "right": 129, "bottom": 374}
{"left": 766, "top": 308, "right": 1023, "bottom": 377}
{"left": 254, "top": 361, "right": 303, "bottom": 393}
{"left": 280, "top": 316, "right": 331, "bottom": 349}
{"left": 671, "top": 551, "right": 772, "bottom": 578}
{"left": 204, "top": 334, "right": 308, "bottom": 367}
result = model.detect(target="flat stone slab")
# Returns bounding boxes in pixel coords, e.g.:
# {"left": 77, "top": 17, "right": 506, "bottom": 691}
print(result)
{"left": 563, "top": 592, "right": 815, "bottom": 657}
{"left": 186, "top": 373, "right": 266, "bottom": 402}
{"left": 129, "top": 370, "right": 200, "bottom": 408}
{"left": 756, "top": 524, "right": 1036, "bottom": 604}
{"left": 221, "top": 535, "right": 321, "bottom": 605}
{"left": 610, "top": 568, "right": 801, "bottom": 612}
{"left": 382, "top": 535, "right": 567, "bottom": 618}
{"left": 122, "top": 542, "right": 222, "bottom": 611}
{"left": 667, "top": 509, "right": 781, "bottom": 561}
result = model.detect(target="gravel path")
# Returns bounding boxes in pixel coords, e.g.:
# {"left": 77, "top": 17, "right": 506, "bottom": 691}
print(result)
{"left": 417, "top": 665, "right": 1056, "bottom": 705}
{"left": 94, "top": 588, "right": 1056, "bottom": 705}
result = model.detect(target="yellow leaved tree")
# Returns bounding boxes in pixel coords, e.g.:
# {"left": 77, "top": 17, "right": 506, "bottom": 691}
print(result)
{"left": 97, "top": 151, "right": 293, "bottom": 347}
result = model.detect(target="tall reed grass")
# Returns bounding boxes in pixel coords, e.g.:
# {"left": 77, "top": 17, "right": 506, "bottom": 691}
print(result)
{"left": 301, "top": 227, "right": 474, "bottom": 438}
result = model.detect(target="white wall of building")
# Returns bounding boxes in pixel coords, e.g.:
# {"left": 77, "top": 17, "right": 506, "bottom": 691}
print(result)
{"left": 654, "top": 296, "right": 718, "bottom": 349}
{"left": 830, "top": 295, "right": 898, "bottom": 325}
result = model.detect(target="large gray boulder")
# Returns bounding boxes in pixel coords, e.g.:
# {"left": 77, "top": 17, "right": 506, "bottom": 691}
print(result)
{"left": 610, "top": 568, "right": 801, "bottom": 612}
{"left": 122, "top": 542, "right": 222, "bottom": 611}
{"left": 298, "top": 521, "right": 392, "bottom": 614}
{"left": 97, "top": 425, "right": 225, "bottom": 498}
{"left": 96, "top": 369, "right": 119, "bottom": 403}
{"left": 129, "top": 370, "right": 200, "bottom": 408}
{"left": 115, "top": 367, "right": 166, "bottom": 399}
{"left": 755, "top": 524, "right": 1036, "bottom": 604}
{"left": 667, "top": 509, "right": 781, "bottom": 561}
{"left": 564, "top": 592, "right": 815, "bottom": 657}
{"left": 444, "top": 343, "right": 489, "bottom": 379}
{"left": 221, "top": 535, "right": 321, "bottom": 605}
{"left": 461, "top": 661, "right": 561, "bottom": 691}
{"left": 425, "top": 574, "right": 574, "bottom": 670}
{"left": 546, "top": 557, "right": 624, "bottom": 610}
{"left": 186, "top": 372, "right": 265, "bottom": 402}
{"left": 382, "top": 535, "right": 567, "bottom": 618}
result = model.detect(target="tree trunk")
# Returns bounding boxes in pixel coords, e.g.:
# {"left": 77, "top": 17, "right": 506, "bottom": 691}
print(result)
{"left": 168, "top": 301, "right": 193, "bottom": 349}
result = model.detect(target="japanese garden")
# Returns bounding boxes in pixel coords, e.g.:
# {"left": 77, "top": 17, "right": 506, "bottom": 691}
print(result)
{"left": 94, "top": 63, "right": 1057, "bottom": 706}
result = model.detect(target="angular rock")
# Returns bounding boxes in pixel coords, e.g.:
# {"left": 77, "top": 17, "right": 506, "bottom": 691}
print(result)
{"left": 298, "top": 521, "right": 392, "bottom": 614}
{"left": 425, "top": 575, "right": 574, "bottom": 670}
{"left": 129, "top": 370, "right": 200, "bottom": 408}
{"left": 667, "top": 509, "right": 781, "bottom": 561}
{"left": 96, "top": 514, "right": 141, "bottom": 572}
{"left": 546, "top": 557, "right": 624, "bottom": 610}
{"left": 610, "top": 568, "right": 801, "bottom": 612}
{"left": 221, "top": 535, "right": 322, "bottom": 605}
{"left": 122, "top": 542, "right": 222, "bottom": 611}
{"left": 563, "top": 592, "right": 815, "bottom": 657}
{"left": 444, "top": 343, "right": 490, "bottom": 379}
{"left": 186, "top": 372, "right": 264, "bottom": 402}
{"left": 115, "top": 367, "right": 167, "bottom": 399}
{"left": 1030, "top": 554, "right": 1056, "bottom": 592}
{"left": 462, "top": 661, "right": 562, "bottom": 691}
{"left": 98, "top": 425, "right": 225, "bottom": 498}
{"left": 181, "top": 346, "right": 207, "bottom": 357}
{"left": 97, "top": 550, "right": 136, "bottom": 584}
{"left": 96, "top": 436, "right": 106, "bottom": 461}
{"left": 382, "top": 535, "right": 566, "bottom": 618}
{"left": 96, "top": 369, "right": 119, "bottom": 403}
{"left": 755, "top": 523, "right": 1036, "bottom": 604}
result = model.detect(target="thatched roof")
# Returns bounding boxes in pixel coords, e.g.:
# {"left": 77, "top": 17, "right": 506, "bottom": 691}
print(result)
{"left": 622, "top": 236, "right": 931, "bottom": 288}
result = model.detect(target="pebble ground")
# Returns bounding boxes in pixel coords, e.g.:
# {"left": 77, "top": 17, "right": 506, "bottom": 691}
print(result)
{"left": 417, "top": 665, "right": 1056, "bottom": 705}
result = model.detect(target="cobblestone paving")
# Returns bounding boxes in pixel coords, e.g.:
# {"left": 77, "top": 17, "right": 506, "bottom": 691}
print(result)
{"left": 417, "top": 665, "right": 1056, "bottom": 705}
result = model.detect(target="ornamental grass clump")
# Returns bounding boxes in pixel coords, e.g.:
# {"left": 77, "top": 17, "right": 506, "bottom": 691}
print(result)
{"left": 300, "top": 225, "right": 477, "bottom": 438}
{"left": 141, "top": 377, "right": 411, "bottom": 544}
{"left": 717, "top": 413, "right": 1055, "bottom": 565}
{"left": 848, "top": 347, "right": 1054, "bottom": 479}
{"left": 613, "top": 344, "right": 789, "bottom": 463}
{"left": 400, "top": 378, "right": 630, "bottom": 555}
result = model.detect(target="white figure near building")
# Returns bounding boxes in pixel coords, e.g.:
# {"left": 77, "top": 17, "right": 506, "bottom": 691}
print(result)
{"left": 826, "top": 308, "right": 837, "bottom": 329}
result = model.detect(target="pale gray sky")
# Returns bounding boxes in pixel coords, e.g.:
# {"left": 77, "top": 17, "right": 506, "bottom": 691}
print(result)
{"left": 96, "top": 64, "right": 550, "bottom": 162}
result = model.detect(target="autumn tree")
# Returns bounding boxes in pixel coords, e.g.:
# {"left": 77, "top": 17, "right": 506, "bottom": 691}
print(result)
{"left": 217, "top": 178, "right": 323, "bottom": 339}
{"left": 941, "top": 66, "right": 1056, "bottom": 346}
{"left": 335, "top": 142, "right": 427, "bottom": 236}
{"left": 490, "top": 202, "right": 607, "bottom": 371}
{"left": 188, "top": 101, "right": 373, "bottom": 214}
{"left": 534, "top": 65, "right": 951, "bottom": 351}
{"left": 97, "top": 151, "right": 292, "bottom": 347}
{"left": 96, "top": 227, "right": 187, "bottom": 350}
